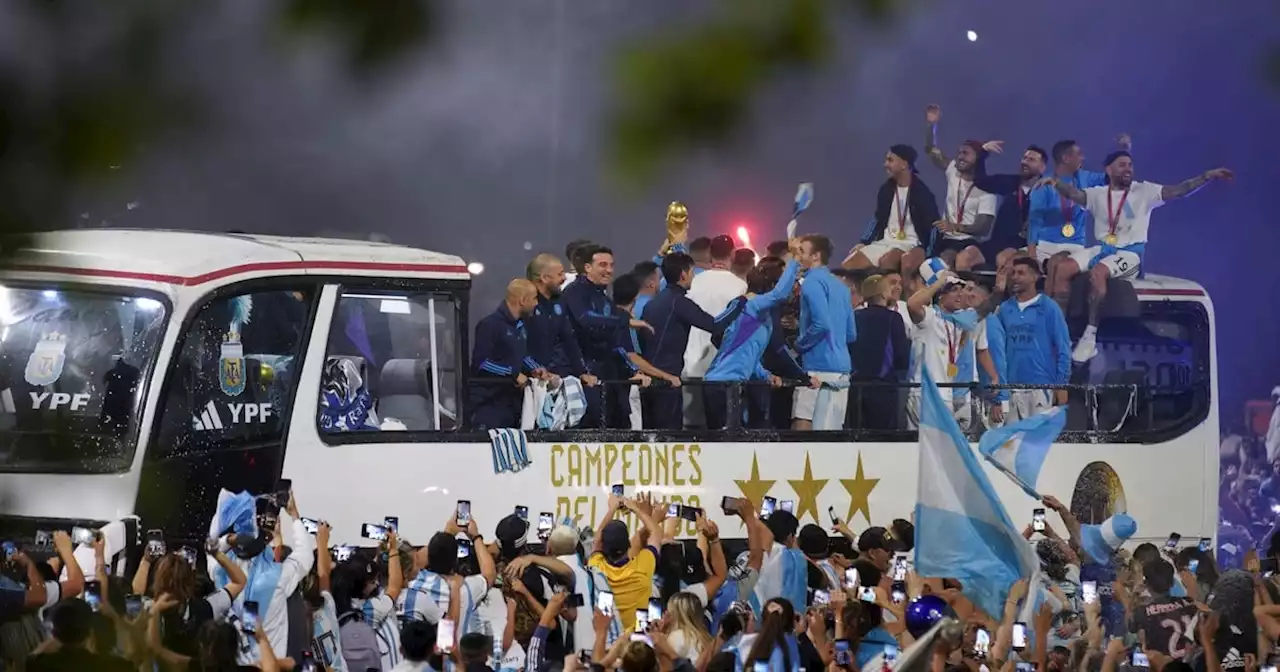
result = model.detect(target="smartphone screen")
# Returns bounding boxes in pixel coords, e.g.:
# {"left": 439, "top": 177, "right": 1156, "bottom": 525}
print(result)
{"left": 834, "top": 640, "right": 851, "bottom": 666}
{"left": 779, "top": 500, "right": 795, "bottom": 514}
{"left": 883, "top": 645, "right": 899, "bottom": 667}
{"left": 828, "top": 506, "right": 842, "bottom": 526}
{"left": 680, "top": 506, "right": 701, "bottom": 523}
{"left": 813, "top": 589, "right": 830, "bottom": 606}
{"left": 974, "top": 629, "right": 991, "bottom": 657}
{"left": 275, "top": 478, "right": 292, "bottom": 506}
{"left": 515, "top": 505, "right": 529, "bottom": 520}
{"left": 754, "top": 663, "right": 770, "bottom": 672}
{"left": 146, "top": 529, "right": 166, "bottom": 557}
{"left": 1199, "top": 537, "right": 1212, "bottom": 552}
{"left": 568, "top": 593, "right": 585, "bottom": 608}
{"left": 596, "top": 591, "right": 615, "bottom": 616}
{"left": 1032, "top": 508, "right": 1046, "bottom": 532}
{"left": 611, "top": 483, "right": 624, "bottom": 497}
{"left": 648, "top": 598, "right": 663, "bottom": 622}
{"left": 1017, "top": 663, "right": 1035, "bottom": 672}
{"left": 298, "top": 652, "right": 319, "bottom": 672}
{"left": 125, "top": 594, "right": 143, "bottom": 619}
{"left": 722, "top": 496, "right": 740, "bottom": 515}
{"left": 361, "top": 523, "right": 388, "bottom": 541}
{"left": 71, "top": 526, "right": 96, "bottom": 546}
{"left": 84, "top": 580, "right": 101, "bottom": 612}
{"left": 457, "top": 538, "right": 473, "bottom": 559}
{"left": 761, "top": 496, "right": 777, "bottom": 517}
{"left": 383, "top": 517, "right": 399, "bottom": 534}
{"left": 1165, "top": 532, "right": 1181, "bottom": 549}
{"left": 538, "top": 512, "right": 553, "bottom": 540}
{"left": 300, "top": 517, "right": 319, "bottom": 535}
{"left": 1132, "top": 650, "right": 1150, "bottom": 668}
{"left": 1081, "top": 580, "right": 1098, "bottom": 604}
{"left": 242, "top": 601, "right": 260, "bottom": 633}
{"left": 890, "top": 581, "right": 906, "bottom": 605}
{"left": 437, "top": 618, "right": 456, "bottom": 653}
{"left": 1188, "top": 558, "right": 1200, "bottom": 572}
{"left": 667, "top": 503, "right": 680, "bottom": 519}
{"left": 858, "top": 587, "right": 877, "bottom": 603}
{"left": 892, "top": 555, "right": 908, "bottom": 581}
{"left": 333, "top": 545, "right": 354, "bottom": 562}
{"left": 844, "top": 568, "right": 860, "bottom": 589}
{"left": 633, "top": 610, "right": 650, "bottom": 638}
{"left": 579, "top": 651, "right": 592, "bottom": 666}
{"left": 1012, "top": 622, "right": 1028, "bottom": 650}
{"left": 455, "top": 500, "right": 472, "bottom": 526}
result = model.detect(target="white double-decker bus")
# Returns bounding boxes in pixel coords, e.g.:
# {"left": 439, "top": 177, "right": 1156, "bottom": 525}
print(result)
{"left": 0, "top": 231, "right": 1217, "bottom": 565}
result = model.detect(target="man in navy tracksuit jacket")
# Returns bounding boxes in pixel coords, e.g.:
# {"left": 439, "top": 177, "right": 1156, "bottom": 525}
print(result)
{"left": 525, "top": 253, "right": 592, "bottom": 382}
{"left": 638, "top": 253, "right": 720, "bottom": 429}
{"left": 561, "top": 246, "right": 649, "bottom": 428}
{"left": 995, "top": 257, "right": 1071, "bottom": 421}
{"left": 469, "top": 280, "right": 544, "bottom": 429}
{"left": 792, "top": 235, "right": 857, "bottom": 430}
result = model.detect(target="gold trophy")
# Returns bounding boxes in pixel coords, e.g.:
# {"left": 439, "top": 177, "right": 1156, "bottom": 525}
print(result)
{"left": 661, "top": 201, "right": 689, "bottom": 254}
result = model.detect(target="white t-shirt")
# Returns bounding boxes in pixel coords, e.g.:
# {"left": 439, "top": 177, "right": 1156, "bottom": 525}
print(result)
{"left": 1083, "top": 181, "right": 1164, "bottom": 247}
{"left": 668, "top": 629, "right": 708, "bottom": 661}
{"left": 911, "top": 306, "right": 980, "bottom": 385}
{"left": 358, "top": 592, "right": 403, "bottom": 671}
{"left": 313, "top": 591, "right": 347, "bottom": 672}
{"left": 882, "top": 185, "right": 920, "bottom": 245}
{"left": 683, "top": 269, "right": 748, "bottom": 377}
{"left": 944, "top": 162, "right": 998, "bottom": 241}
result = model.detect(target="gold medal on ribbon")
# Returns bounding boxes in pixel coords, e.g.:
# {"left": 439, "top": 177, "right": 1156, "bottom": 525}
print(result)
{"left": 1061, "top": 223, "right": 1075, "bottom": 238}
{"left": 1103, "top": 233, "right": 1118, "bottom": 246}
{"left": 896, "top": 228, "right": 907, "bottom": 240}
{"left": 947, "top": 363, "right": 959, "bottom": 378}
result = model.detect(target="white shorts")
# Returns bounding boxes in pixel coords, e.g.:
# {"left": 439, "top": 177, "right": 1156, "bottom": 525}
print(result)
{"left": 1035, "top": 241, "right": 1093, "bottom": 271}
{"left": 792, "top": 372, "right": 850, "bottom": 429}
{"left": 857, "top": 239, "right": 918, "bottom": 266}
{"left": 1085, "top": 247, "right": 1141, "bottom": 280}
{"left": 1009, "top": 389, "right": 1054, "bottom": 422}
{"left": 905, "top": 389, "right": 971, "bottom": 431}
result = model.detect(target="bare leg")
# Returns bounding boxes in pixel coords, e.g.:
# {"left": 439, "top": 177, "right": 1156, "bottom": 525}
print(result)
{"left": 843, "top": 250, "right": 874, "bottom": 270}
{"left": 879, "top": 248, "right": 905, "bottom": 271}
{"left": 1071, "top": 263, "right": 1111, "bottom": 363}
{"left": 1051, "top": 255, "right": 1080, "bottom": 311}
{"left": 901, "top": 247, "right": 925, "bottom": 284}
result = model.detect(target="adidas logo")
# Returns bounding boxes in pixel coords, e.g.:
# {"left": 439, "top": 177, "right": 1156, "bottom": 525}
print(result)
{"left": 1222, "top": 647, "right": 1244, "bottom": 669}
{"left": 191, "top": 401, "right": 225, "bottom": 431}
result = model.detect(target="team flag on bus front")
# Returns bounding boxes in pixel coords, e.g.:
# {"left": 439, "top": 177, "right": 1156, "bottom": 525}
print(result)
{"left": 914, "top": 367, "right": 1037, "bottom": 622}
{"left": 977, "top": 406, "right": 1066, "bottom": 499}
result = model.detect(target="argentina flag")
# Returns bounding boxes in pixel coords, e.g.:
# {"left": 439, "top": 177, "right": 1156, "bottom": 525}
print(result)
{"left": 977, "top": 406, "right": 1067, "bottom": 499}
{"left": 914, "top": 367, "right": 1038, "bottom": 621}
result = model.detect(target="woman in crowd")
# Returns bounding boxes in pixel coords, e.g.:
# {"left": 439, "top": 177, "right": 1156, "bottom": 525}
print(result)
{"left": 663, "top": 591, "right": 712, "bottom": 661}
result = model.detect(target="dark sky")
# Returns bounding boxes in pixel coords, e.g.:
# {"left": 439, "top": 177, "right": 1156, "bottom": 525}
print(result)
{"left": 68, "top": 0, "right": 1280, "bottom": 420}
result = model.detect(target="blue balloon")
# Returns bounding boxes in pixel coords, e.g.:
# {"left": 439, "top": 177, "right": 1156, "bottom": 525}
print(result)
{"left": 905, "top": 594, "right": 949, "bottom": 639}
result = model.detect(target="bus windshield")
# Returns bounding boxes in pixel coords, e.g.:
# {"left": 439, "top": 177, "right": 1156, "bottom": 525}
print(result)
{"left": 0, "top": 284, "right": 168, "bottom": 472}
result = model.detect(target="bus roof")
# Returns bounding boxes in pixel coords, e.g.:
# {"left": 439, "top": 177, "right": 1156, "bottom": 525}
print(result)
{"left": 5, "top": 229, "right": 471, "bottom": 286}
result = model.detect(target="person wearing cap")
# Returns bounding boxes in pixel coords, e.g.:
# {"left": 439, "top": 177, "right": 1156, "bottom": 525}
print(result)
{"left": 797, "top": 524, "right": 840, "bottom": 590}
{"left": 397, "top": 515, "right": 497, "bottom": 633}
{"left": 1048, "top": 153, "right": 1233, "bottom": 362}
{"left": 745, "top": 510, "right": 809, "bottom": 614}
{"left": 923, "top": 105, "right": 999, "bottom": 273}
{"left": 843, "top": 144, "right": 940, "bottom": 284}
{"left": 855, "top": 526, "right": 902, "bottom": 573}
{"left": 1029, "top": 137, "right": 1127, "bottom": 309}
{"left": 587, "top": 494, "right": 663, "bottom": 631}
{"left": 849, "top": 274, "right": 910, "bottom": 430}
{"left": 904, "top": 268, "right": 986, "bottom": 430}
{"left": 492, "top": 514, "right": 575, "bottom": 659}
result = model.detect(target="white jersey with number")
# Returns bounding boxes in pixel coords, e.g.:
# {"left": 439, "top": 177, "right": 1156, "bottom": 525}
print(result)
{"left": 1083, "top": 181, "right": 1165, "bottom": 247}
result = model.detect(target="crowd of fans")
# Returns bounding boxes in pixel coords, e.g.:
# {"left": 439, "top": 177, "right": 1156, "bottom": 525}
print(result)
{"left": 1, "top": 482, "right": 1272, "bottom": 672}
{"left": 467, "top": 105, "right": 1231, "bottom": 434}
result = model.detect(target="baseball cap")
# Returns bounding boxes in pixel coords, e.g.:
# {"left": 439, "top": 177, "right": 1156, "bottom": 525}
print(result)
{"left": 797, "top": 524, "right": 829, "bottom": 559}
{"left": 601, "top": 520, "right": 630, "bottom": 562}
{"left": 857, "top": 526, "right": 904, "bottom": 553}
{"left": 494, "top": 514, "right": 529, "bottom": 560}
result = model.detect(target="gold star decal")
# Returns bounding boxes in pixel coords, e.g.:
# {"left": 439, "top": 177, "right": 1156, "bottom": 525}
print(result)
{"left": 787, "top": 452, "right": 828, "bottom": 523}
{"left": 735, "top": 452, "right": 776, "bottom": 514}
{"left": 840, "top": 452, "right": 879, "bottom": 525}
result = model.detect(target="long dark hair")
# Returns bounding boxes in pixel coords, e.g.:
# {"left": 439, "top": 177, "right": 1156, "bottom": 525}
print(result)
{"left": 194, "top": 621, "right": 241, "bottom": 671}
{"left": 744, "top": 598, "right": 794, "bottom": 670}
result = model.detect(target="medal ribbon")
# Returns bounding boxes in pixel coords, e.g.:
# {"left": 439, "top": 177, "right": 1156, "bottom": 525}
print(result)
{"left": 1106, "top": 187, "right": 1130, "bottom": 240}
{"left": 946, "top": 323, "right": 957, "bottom": 367}
{"left": 955, "top": 181, "right": 975, "bottom": 228}
{"left": 895, "top": 187, "right": 909, "bottom": 237}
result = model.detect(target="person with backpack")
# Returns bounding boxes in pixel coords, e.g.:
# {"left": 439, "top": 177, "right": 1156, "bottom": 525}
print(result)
{"left": 331, "top": 535, "right": 404, "bottom": 672}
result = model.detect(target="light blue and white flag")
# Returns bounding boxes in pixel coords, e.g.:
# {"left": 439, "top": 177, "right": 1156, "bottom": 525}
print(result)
{"left": 978, "top": 406, "right": 1067, "bottom": 499}
{"left": 914, "top": 367, "right": 1038, "bottom": 622}
{"left": 786, "top": 182, "right": 814, "bottom": 239}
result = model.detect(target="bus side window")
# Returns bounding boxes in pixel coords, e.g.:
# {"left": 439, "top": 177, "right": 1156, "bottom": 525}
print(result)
{"left": 154, "top": 289, "right": 314, "bottom": 457}
{"left": 318, "top": 289, "right": 462, "bottom": 434}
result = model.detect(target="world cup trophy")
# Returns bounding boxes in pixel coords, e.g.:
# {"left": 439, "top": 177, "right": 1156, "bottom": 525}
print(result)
{"left": 661, "top": 201, "right": 689, "bottom": 255}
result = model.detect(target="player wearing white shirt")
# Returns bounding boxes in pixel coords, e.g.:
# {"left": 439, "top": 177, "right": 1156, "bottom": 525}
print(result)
{"left": 1049, "top": 151, "right": 1233, "bottom": 361}
{"left": 904, "top": 274, "right": 989, "bottom": 430}
{"left": 842, "top": 145, "right": 938, "bottom": 284}
{"left": 924, "top": 104, "right": 999, "bottom": 272}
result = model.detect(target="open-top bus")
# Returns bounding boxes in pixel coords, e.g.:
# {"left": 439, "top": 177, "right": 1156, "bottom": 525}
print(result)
{"left": 0, "top": 230, "right": 1217, "bottom": 569}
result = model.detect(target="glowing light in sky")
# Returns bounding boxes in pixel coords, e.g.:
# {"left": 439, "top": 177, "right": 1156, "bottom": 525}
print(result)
{"left": 735, "top": 226, "right": 751, "bottom": 247}
{"left": 966, "top": 30, "right": 978, "bottom": 42}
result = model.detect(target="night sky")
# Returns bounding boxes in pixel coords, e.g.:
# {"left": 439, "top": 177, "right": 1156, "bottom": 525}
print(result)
{"left": 59, "top": 0, "right": 1280, "bottom": 422}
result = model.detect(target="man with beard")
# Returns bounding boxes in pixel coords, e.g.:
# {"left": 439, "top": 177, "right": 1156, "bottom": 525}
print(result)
{"left": 1048, "top": 152, "right": 1232, "bottom": 362}
{"left": 526, "top": 253, "right": 596, "bottom": 388}
{"left": 469, "top": 279, "right": 548, "bottom": 430}
{"left": 842, "top": 144, "right": 940, "bottom": 283}
{"left": 973, "top": 144, "right": 1050, "bottom": 270}
{"left": 924, "top": 105, "right": 998, "bottom": 272}
{"left": 995, "top": 257, "right": 1071, "bottom": 419}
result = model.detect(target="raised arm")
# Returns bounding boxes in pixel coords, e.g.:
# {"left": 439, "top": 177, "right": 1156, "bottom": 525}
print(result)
{"left": 1161, "top": 168, "right": 1233, "bottom": 201}
{"left": 906, "top": 272, "right": 950, "bottom": 324}
{"left": 746, "top": 258, "right": 800, "bottom": 313}
{"left": 924, "top": 104, "right": 949, "bottom": 170}
{"left": 1046, "top": 177, "right": 1087, "bottom": 206}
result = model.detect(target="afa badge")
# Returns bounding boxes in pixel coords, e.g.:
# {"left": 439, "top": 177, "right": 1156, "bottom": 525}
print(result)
{"left": 553, "top": 303, "right": 563, "bottom": 316}
{"left": 220, "top": 332, "right": 246, "bottom": 397}
{"left": 25, "top": 332, "right": 67, "bottom": 386}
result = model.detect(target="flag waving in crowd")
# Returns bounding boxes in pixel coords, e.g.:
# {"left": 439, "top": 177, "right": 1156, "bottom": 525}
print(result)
{"left": 914, "top": 366, "right": 1038, "bottom": 621}
{"left": 978, "top": 405, "right": 1067, "bottom": 499}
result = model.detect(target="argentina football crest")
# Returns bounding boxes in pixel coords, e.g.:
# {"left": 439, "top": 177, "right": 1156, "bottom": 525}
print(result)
{"left": 25, "top": 332, "right": 67, "bottom": 387}
{"left": 220, "top": 332, "right": 246, "bottom": 397}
